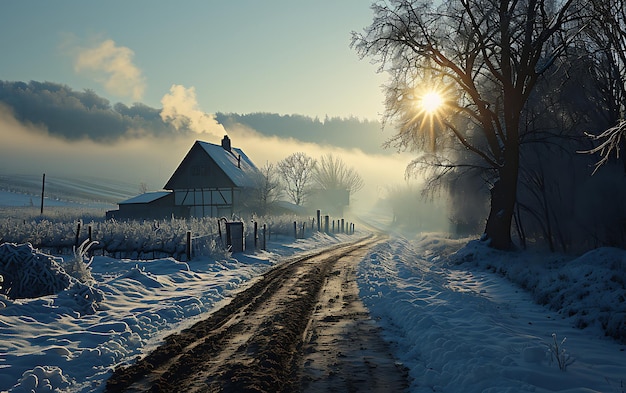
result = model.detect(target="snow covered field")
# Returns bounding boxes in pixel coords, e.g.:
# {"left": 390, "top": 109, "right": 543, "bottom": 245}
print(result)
{"left": 1, "top": 231, "right": 625, "bottom": 392}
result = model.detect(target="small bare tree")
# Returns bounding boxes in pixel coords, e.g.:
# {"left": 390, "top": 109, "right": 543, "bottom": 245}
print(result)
{"left": 252, "top": 162, "right": 282, "bottom": 215}
{"left": 277, "top": 152, "right": 317, "bottom": 206}
{"left": 313, "top": 154, "right": 364, "bottom": 195}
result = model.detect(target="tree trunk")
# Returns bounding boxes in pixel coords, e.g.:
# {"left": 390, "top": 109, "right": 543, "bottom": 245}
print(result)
{"left": 484, "top": 148, "right": 519, "bottom": 250}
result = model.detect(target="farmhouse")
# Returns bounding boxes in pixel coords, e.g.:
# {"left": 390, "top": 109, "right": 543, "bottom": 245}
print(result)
{"left": 106, "top": 136, "right": 262, "bottom": 220}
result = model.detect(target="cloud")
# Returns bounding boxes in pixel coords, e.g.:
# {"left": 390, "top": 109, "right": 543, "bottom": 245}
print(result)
{"left": 160, "top": 84, "right": 226, "bottom": 138}
{"left": 74, "top": 39, "right": 146, "bottom": 100}
{"left": 0, "top": 102, "right": 195, "bottom": 189}
{"left": 0, "top": 81, "right": 187, "bottom": 142}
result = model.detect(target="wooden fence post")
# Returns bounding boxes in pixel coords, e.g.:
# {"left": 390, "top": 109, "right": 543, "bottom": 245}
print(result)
{"left": 74, "top": 221, "right": 81, "bottom": 248}
{"left": 254, "top": 221, "right": 258, "bottom": 249}
{"left": 294, "top": 221, "right": 297, "bottom": 239}
{"left": 88, "top": 225, "right": 93, "bottom": 257}
{"left": 317, "top": 210, "right": 321, "bottom": 232}
{"left": 40, "top": 173, "right": 45, "bottom": 215}
{"left": 263, "top": 224, "right": 267, "bottom": 250}
{"left": 324, "top": 215, "right": 329, "bottom": 233}
{"left": 186, "top": 230, "right": 192, "bottom": 261}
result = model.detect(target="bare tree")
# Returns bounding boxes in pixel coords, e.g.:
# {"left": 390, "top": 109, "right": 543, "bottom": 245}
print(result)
{"left": 252, "top": 162, "right": 282, "bottom": 215}
{"left": 277, "top": 152, "right": 317, "bottom": 206}
{"left": 313, "top": 154, "right": 364, "bottom": 195}
{"left": 352, "top": 0, "right": 582, "bottom": 249}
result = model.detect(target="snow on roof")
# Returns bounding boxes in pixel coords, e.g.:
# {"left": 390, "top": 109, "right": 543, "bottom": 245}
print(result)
{"left": 119, "top": 191, "right": 171, "bottom": 205}
{"left": 197, "top": 141, "right": 261, "bottom": 188}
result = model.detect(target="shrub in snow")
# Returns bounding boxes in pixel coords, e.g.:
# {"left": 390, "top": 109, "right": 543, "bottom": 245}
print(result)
{"left": 0, "top": 242, "right": 104, "bottom": 315}
{"left": 546, "top": 333, "right": 574, "bottom": 371}
{"left": 56, "top": 281, "right": 105, "bottom": 315}
{"left": 0, "top": 242, "right": 71, "bottom": 299}
{"left": 63, "top": 239, "right": 97, "bottom": 284}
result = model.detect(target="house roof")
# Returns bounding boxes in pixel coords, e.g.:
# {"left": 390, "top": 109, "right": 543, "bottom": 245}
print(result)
{"left": 119, "top": 191, "right": 171, "bottom": 205}
{"left": 196, "top": 140, "right": 261, "bottom": 188}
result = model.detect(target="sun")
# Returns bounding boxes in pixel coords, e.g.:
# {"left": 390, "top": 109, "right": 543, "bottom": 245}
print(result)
{"left": 420, "top": 90, "right": 444, "bottom": 114}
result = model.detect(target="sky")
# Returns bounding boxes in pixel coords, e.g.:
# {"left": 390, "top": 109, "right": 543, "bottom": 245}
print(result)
{"left": 0, "top": 1, "right": 386, "bottom": 120}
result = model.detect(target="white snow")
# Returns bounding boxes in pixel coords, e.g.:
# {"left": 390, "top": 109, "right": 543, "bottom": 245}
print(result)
{"left": 359, "top": 234, "right": 626, "bottom": 392}
{"left": 118, "top": 191, "right": 170, "bottom": 205}
{"left": 1, "top": 231, "right": 625, "bottom": 392}
{"left": 0, "top": 192, "right": 87, "bottom": 208}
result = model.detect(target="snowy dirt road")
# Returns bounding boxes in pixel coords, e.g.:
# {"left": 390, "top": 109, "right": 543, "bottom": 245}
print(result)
{"left": 104, "top": 235, "right": 408, "bottom": 393}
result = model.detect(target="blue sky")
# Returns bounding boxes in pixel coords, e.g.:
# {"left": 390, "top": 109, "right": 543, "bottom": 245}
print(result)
{"left": 0, "top": 1, "right": 386, "bottom": 119}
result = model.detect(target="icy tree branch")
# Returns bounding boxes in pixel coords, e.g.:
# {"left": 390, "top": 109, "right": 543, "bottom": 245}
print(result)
{"left": 579, "top": 119, "right": 626, "bottom": 174}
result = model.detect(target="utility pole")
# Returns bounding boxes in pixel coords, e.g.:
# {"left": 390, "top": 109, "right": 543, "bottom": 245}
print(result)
{"left": 40, "top": 173, "right": 45, "bottom": 215}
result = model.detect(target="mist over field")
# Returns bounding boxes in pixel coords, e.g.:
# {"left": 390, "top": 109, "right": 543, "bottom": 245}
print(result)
{"left": 0, "top": 81, "right": 438, "bottom": 223}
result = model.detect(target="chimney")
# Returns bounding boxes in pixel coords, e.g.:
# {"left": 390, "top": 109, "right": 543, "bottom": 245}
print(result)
{"left": 221, "top": 135, "right": 231, "bottom": 151}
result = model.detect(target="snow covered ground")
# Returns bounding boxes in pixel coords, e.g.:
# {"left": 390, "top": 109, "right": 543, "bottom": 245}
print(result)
{"left": 359, "top": 234, "right": 626, "bottom": 392}
{"left": 1, "top": 231, "right": 625, "bottom": 392}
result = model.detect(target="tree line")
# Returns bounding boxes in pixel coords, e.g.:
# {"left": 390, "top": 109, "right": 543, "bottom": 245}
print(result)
{"left": 352, "top": 0, "right": 626, "bottom": 252}
{"left": 249, "top": 153, "right": 364, "bottom": 216}
{"left": 215, "top": 112, "right": 387, "bottom": 155}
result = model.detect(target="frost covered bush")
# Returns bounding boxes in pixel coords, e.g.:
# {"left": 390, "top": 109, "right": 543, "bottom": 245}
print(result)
{"left": 0, "top": 213, "right": 319, "bottom": 259}
{"left": 546, "top": 333, "right": 575, "bottom": 371}
{"left": 63, "top": 239, "right": 97, "bottom": 284}
{"left": 56, "top": 282, "right": 105, "bottom": 315}
{"left": 0, "top": 242, "right": 71, "bottom": 299}
{"left": 0, "top": 242, "right": 104, "bottom": 314}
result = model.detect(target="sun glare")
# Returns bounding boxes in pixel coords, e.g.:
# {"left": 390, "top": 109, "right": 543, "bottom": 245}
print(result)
{"left": 421, "top": 91, "right": 444, "bottom": 114}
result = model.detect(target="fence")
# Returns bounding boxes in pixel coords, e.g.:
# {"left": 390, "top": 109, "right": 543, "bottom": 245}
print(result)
{"left": 1, "top": 211, "right": 356, "bottom": 261}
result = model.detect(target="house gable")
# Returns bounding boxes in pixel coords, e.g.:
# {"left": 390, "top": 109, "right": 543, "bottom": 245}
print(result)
{"left": 164, "top": 141, "right": 236, "bottom": 190}
{"left": 164, "top": 138, "right": 261, "bottom": 191}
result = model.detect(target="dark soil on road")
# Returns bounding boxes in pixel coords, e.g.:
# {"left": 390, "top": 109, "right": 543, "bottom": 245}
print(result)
{"left": 105, "top": 236, "right": 409, "bottom": 393}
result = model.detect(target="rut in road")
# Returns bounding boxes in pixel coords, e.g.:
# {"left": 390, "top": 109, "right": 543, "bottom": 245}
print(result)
{"left": 105, "top": 235, "right": 408, "bottom": 393}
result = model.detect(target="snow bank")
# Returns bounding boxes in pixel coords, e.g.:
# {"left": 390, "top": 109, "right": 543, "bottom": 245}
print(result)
{"left": 450, "top": 239, "right": 626, "bottom": 342}
{"left": 357, "top": 234, "right": 626, "bottom": 392}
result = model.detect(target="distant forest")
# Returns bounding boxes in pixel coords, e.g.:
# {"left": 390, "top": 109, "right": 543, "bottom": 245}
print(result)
{"left": 215, "top": 112, "right": 387, "bottom": 155}
{"left": 0, "top": 81, "right": 389, "bottom": 154}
